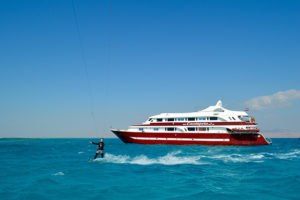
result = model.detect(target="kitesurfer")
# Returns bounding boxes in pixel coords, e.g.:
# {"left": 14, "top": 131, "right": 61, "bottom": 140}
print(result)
{"left": 90, "top": 138, "right": 104, "bottom": 159}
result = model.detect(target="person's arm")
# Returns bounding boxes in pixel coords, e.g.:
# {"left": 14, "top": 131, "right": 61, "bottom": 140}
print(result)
{"left": 90, "top": 141, "right": 100, "bottom": 145}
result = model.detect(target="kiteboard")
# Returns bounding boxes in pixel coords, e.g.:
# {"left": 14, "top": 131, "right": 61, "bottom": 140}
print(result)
{"left": 88, "top": 158, "right": 104, "bottom": 162}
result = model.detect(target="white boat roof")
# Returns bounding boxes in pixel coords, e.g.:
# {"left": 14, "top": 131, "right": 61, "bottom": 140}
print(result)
{"left": 149, "top": 100, "right": 248, "bottom": 119}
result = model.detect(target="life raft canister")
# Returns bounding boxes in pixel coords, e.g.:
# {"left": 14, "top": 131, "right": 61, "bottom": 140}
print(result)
{"left": 251, "top": 117, "right": 255, "bottom": 123}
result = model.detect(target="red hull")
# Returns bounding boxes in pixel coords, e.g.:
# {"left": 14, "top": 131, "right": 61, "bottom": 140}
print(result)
{"left": 111, "top": 130, "right": 270, "bottom": 146}
{"left": 112, "top": 130, "right": 270, "bottom": 145}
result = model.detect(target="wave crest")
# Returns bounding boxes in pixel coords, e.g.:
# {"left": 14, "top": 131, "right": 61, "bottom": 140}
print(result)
{"left": 269, "top": 149, "right": 300, "bottom": 159}
{"left": 209, "top": 153, "right": 265, "bottom": 163}
{"left": 52, "top": 172, "right": 64, "bottom": 176}
{"left": 93, "top": 149, "right": 300, "bottom": 165}
{"left": 94, "top": 151, "right": 207, "bottom": 165}
{"left": 206, "top": 149, "right": 300, "bottom": 162}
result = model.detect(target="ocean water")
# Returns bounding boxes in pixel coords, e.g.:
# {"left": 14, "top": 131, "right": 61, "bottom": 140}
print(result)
{"left": 0, "top": 138, "right": 300, "bottom": 200}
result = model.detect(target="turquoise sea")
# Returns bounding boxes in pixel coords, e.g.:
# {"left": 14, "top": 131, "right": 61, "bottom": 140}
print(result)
{"left": 0, "top": 138, "right": 300, "bottom": 200}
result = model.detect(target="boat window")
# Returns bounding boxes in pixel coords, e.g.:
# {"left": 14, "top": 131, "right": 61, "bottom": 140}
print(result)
{"left": 214, "top": 108, "right": 224, "bottom": 112}
{"left": 167, "top": 118, "right": 175, "bottom": 121}
{"left": 232, "top": 117, "right": 236, "bottom": 120}
{"left": 178, "top": 118, "right": 185, "bottom": 121}
{"left": 154, "top": 128, "right": 159, "bottom": 131}
{"left": 209, "top": 117, "right": 218, "bottom": 120}
{"left": 157, "top": 118, "right": 163, "bottom": 122}
{"left": 218, "top": 117, "right": 226, "bottom": 122}
{"left": 240, "top": 116, "right": 250, "bottom": 122}
{"left": 177, "top": 128, "right": 184, "bottom": 132}
{"left": 148, "top": 118, "right": 152, "bottom": 121}
{"left": 187, "top": 127, "right": 196, "bottom": 131}
{"left": 139, "top": 128, "right": 144, "bottom": 131}
{"left": 229, "top": 117, "right": 232, "bottom": 120}
{"left": 187, "top": 118, "right": 196, "bottom": 121}
{"left": 198, "top": 117, "right": 206, "bottom": 120}
{"left": 166, "top": 127, "right": 176, "bottom": 131}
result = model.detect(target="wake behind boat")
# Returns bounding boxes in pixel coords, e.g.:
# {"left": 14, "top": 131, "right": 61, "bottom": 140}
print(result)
{"left": 111, "top": 101, "right": 272, "bottom": 145}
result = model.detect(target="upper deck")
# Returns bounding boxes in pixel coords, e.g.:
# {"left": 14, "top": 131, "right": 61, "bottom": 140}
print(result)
{"left": 141, "top": 100, "right": 254, "bottom": 125}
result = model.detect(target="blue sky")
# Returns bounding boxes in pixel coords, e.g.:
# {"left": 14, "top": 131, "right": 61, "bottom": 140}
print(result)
{"left": 0, "top": 0, "right": 300, "bottom": 138}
